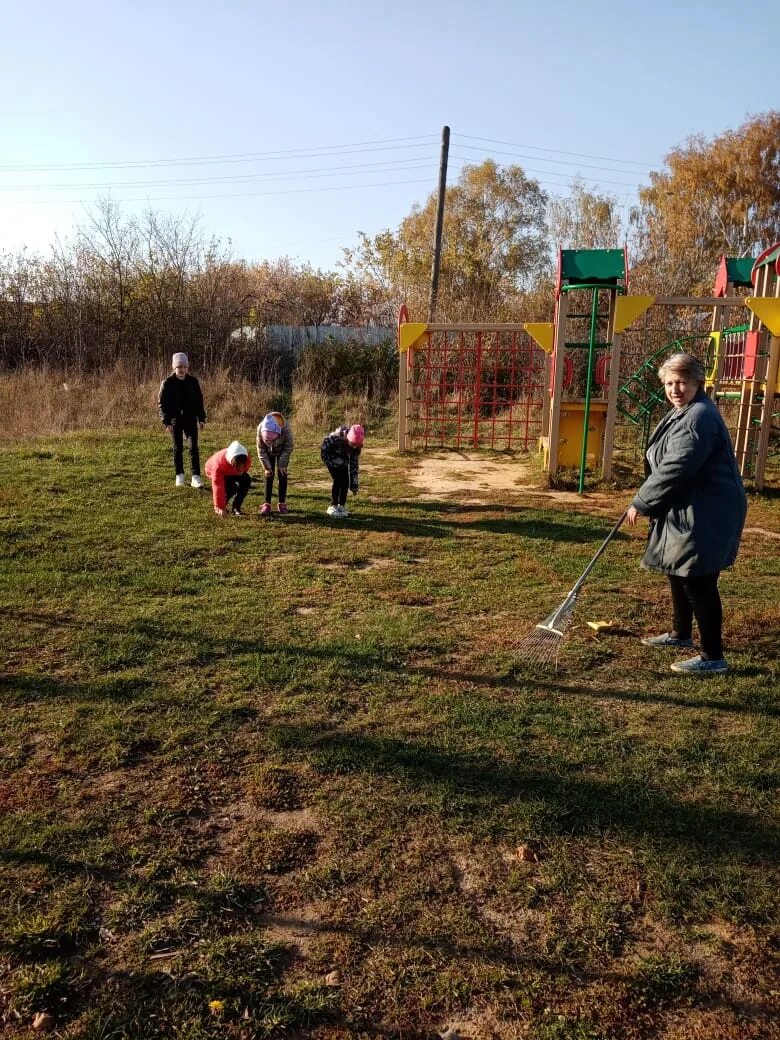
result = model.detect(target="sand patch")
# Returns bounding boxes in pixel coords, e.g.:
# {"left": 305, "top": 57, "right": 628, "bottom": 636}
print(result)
{"left": 408, "top": 452, "right": 616, "bottom": 509}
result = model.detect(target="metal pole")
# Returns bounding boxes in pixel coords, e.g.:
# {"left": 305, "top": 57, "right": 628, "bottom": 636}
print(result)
{"left": 428, "top": 125, "right": 450, "bottom": 322}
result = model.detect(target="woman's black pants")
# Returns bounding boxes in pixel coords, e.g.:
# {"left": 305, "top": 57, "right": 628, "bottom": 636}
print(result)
{"left": 264, "top": 455, "right": 288, "bottom": 504}
{"left": 668, "top": 573, "right": 723, "bottom": 659}
{"left": 224, "top": 474, "right": 252, "bottom": 511}
{"left": 326, "top": 464, "right": 349, "bottom": 507}
{"left": 171, "top": 423, "right": 200, "bottom": 476}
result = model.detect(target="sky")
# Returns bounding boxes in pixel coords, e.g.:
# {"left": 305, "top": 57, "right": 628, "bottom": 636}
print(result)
{"left": 1, "top": 0, "right": 778, "bottom": 271}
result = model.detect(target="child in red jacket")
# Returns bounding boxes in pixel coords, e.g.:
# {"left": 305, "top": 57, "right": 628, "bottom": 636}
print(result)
{"left": 204, "top": 441, "right": 252, "bottom": 518}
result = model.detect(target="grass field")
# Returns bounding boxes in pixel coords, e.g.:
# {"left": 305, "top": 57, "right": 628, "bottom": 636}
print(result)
{"left": 0, "top": 424, "right": 778, "bottom": 1039}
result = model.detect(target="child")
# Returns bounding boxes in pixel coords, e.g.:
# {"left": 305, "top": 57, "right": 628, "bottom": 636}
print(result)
{"left": 158, "top": 352, "right": 207, "bottom": 488}
{"left": 256, "top": 411, "right": 294, "bottom": 516}
{"left": 320, "top": 424, "right": 364, "bottom": 518}
{"left": 204, "top": 441, "right": 252, "bottom": 518}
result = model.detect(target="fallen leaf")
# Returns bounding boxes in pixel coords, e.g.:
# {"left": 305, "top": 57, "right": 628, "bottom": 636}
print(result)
{"left": 586, "top": 620, "right": 615, "bottom": 632}
{"left": 324, "top": 970, "right": 341, "bottom": 987}
{"left": 32, "top": 1012, "right": 56, "bottom": 1033}
{"left": 516, "top": 843, "right": 540, "bottom": 863}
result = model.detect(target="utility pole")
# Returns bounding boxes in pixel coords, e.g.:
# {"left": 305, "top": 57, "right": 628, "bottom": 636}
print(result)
{"left": 428, "top": 125, "right": 450, "bottom": 322}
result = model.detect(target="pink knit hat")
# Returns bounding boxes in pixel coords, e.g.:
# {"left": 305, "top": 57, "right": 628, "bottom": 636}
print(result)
{"left": 347, "top": 424, "right": 365, "bottom": 448}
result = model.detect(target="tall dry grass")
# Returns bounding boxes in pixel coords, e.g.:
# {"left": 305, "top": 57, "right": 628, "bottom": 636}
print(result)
{"left": 0, "top": 366, "right": 396, "bottom": 440}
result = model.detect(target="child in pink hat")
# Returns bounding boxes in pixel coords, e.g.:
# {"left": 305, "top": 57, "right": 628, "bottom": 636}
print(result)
{"left": 256, "top": 411, "right": 294, "bottom": 516}
{"left": 320, "top": 424, "right": 364, "bottom": 518}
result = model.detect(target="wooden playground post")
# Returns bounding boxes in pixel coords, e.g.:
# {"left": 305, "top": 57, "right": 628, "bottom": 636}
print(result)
{"left": 546, "top": 292, "right": 569, "bottom": 478}
{"left": 601, "top": 291, "right": 620, "bottom": 482}
{"left": 397, "top": 347, "right": 409, "bottom": 451}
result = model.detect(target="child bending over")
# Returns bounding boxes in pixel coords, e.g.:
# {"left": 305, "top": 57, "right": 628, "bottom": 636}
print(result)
{"left": 320, "top": 424, "right": 364, "bottom": 518}
{"left": 205, "top": 441, "right": 252, "bottom": 518}
{"left": 256, "top": 411, "right": 294, "bottom": 516}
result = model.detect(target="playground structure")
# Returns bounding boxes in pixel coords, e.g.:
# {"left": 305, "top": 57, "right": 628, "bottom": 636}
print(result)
{"left": 397, "top": 244, "right": 780, "bottom": 491}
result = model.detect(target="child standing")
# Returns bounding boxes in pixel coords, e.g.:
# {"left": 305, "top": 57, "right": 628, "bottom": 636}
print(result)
{"left": 256, "top": 411, "right": 294, "bottom": 516}
{"left": 158, "top": 352, "right": 207, "bottom": 488}
{"left": 204, "top": 441, "right": 252, "bottom": 518}
{"left": 320, "top": 424, "right": 364, "bottom": 517}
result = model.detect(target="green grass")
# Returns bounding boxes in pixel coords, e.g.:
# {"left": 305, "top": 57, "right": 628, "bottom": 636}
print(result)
{"left": 0, "top": 426, "right": 778, "bottom": 1039}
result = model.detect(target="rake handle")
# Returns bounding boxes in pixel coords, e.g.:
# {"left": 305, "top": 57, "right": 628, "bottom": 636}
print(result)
{"left": 567, "top": 508, "right": 629, "bottom": 599}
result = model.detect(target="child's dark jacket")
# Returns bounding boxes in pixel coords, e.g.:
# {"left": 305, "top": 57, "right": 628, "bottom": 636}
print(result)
{"left": 158, "top": 373, "right": 206, "bottom": 429}
{"left": 321, "top": 427, "right": 360, "bottom": 492}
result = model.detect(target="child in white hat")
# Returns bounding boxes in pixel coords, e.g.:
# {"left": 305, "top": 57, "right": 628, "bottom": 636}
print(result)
{"left": 204, "top": 441, "right": 252, "bottom": 517}
{"left": 157, "top": 352, "right": 207, "bottom": 488}
{"left": 256, "top": 411, "right": 294, "bottom": 516}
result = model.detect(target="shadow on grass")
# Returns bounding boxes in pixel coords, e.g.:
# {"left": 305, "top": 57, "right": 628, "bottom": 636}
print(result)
{"left": 0, "top": 673, "right": 152, "bottom": 702}
{"left": 267, "top": 724, "right": 779, "bottom": 862}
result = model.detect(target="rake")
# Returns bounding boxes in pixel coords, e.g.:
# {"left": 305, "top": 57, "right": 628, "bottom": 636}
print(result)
{"left": 515, "top": 509, "right": 629, "bottom": 666}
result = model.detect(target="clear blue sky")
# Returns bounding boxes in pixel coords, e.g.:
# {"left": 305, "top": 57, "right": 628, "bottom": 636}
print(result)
{"left": 1, "top": 0, "right": 777, "bottom": 270}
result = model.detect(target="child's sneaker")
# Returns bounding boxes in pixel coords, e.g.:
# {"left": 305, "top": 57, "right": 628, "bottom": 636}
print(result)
{"left": 326, "top": 505, "right": 339, "bottom": 517}
{"left": 191, "top": 474, "right": 204, "bottom": 489}
{"left": 175, "top": 473, "right": 186, "bottom": 487}
{"left": 641, "top": 632, "right": 694, "bottom": 648}
{"left": 230, "top": 506, "right": 246, "bottom": 518}
{"left": 277, "top": 502, "right": 288, "bottom": 515}
{"left": 670, "top": 655, "right": 729, "bottom": 675}
{"left": 337, "top": 505, "right": 349, "bottom": 517}
{"left": 260, "top": 503, "right": 272, "bottom": 517}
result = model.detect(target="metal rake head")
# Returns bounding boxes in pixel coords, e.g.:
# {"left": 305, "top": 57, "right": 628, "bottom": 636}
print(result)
{"left": 514, "top": 592, "right": 579, "bottom": 667}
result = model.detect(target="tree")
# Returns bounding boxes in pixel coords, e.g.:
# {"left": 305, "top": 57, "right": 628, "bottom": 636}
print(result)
{"left": 634, "top": 111, "right": 780, "bottom": 294}
{"left": 344, "top": 160, "right": 550, "bottom": 320}
{"left": 547, "top": 180, "right": 624, "bottom": 250}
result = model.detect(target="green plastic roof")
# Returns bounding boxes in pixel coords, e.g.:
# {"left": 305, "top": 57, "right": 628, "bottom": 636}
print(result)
{"left": 560, "top": 249, "right": 625, "bottom": 286}
{"left": 725, "top": 257, "right": 755, "bottom": 286}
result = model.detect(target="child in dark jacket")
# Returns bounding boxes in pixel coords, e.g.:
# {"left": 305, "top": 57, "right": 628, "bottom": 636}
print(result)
{"left": 158, "top": 352, "right": 207, "bottom": 488}
{"left": 320, "top": 424, "right": 364, "bottom": 518}
{"left": 256, "top": 412, "right": 294, "bottom": 516}
{"left": 204, "top": 441, "right": 252, "bottom": 518}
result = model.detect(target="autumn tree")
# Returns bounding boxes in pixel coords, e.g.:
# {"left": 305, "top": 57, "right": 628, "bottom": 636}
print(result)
{"left": 547, "top": 180, "right": 624, "bottom": 251}
{"left": 344, "top": 160, "right": 550, "bottom": 320}
{"left": 633, "top": 111, "right": 780, "bottom": 294}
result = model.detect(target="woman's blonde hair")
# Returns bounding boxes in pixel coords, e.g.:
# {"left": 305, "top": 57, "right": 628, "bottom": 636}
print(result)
{"left": 658, "top": 352, "right": 705, "bottom": 386}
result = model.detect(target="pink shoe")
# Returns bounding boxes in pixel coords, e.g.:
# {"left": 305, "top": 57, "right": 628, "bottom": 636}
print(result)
{"left": 260, "top": 502, "right": 272, "bottom": 517}
{"left": 277, "top": 502, "right": 288, "bottom": 515}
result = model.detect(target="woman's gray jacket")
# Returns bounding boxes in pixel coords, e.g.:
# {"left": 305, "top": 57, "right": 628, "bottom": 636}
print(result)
{"left": 631, "top": 391, "right": 747, "bottom": 576}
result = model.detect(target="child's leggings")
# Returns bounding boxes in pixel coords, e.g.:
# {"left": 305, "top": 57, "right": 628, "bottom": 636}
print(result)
{"left": 172, "top": 423, "right": 200, "bottom": 476}
{"left": 264, "top": 455, "right": 288, "bottom": 504}
{"left": 224, "top": 474, "right": 252, "bottom": 511}
{"left": 326, "top": 465, "right": 349, "bottom": 507}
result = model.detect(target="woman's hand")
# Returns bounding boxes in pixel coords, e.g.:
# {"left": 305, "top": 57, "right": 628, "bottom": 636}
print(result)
{"left": 214, "top": 507, "right": 226, "bottom": 518}
{"left": 278, "top": 468, "right": 287, "bottom": 477}
{"left": 626, "top": 505, "right": 640, "bottom": 526}
{"left": 264, "top": 469, "right": 272, "bottom": 478}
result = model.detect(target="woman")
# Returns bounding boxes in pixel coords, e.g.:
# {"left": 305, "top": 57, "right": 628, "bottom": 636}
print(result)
{"left": 627, "top": 353, "right": 747, "bottom": 674}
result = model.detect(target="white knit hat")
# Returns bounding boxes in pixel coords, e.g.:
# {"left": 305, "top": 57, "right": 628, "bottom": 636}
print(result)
{"left": 172, "top": 352, "right": 189, "bottom": 368}
{"left": 226, "top": 440, "right": 249, "bottom": 464}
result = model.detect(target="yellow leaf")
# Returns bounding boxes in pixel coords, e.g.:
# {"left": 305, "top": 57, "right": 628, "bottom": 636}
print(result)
{"left": 586, "top": 620, "right": 614, "bottom": 632}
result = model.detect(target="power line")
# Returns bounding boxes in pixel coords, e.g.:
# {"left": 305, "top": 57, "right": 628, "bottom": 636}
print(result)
{"left": 455, "top": 133, "right": 652, "bottom": 169}
{"left": 6, "top": 175, "right": 443, "bottom": 206}
{"left": 452, "top": 147, "right": 646, "bottom": 186}
{"left": 0, "top": 156, "right": 440, "bottom": 192}
{"left": 0, "top": 135, "right": 439, "bottom": 173}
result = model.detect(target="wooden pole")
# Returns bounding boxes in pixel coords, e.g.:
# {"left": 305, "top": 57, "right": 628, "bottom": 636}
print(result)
{"left": 601, "top": 290, "right": 620, "bottom": 482}
{"left": 428, "top": 126, "right": 450, "bottom": 323}
{"left": 547, "top": 293, "right": 569, "bottom": 479}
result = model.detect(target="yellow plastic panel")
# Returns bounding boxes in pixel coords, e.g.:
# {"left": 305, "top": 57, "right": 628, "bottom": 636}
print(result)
{"left": 398, "top": 323, "right": 429, "bottom": 353}
{"left": 614, "top": 295, "right": 655, "bottom": 333}
{"left": 745, "top": 298, "right": 780, "bottom": 337}
{"left": 523, "top": 322, "right": 555, "bottom": 353}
